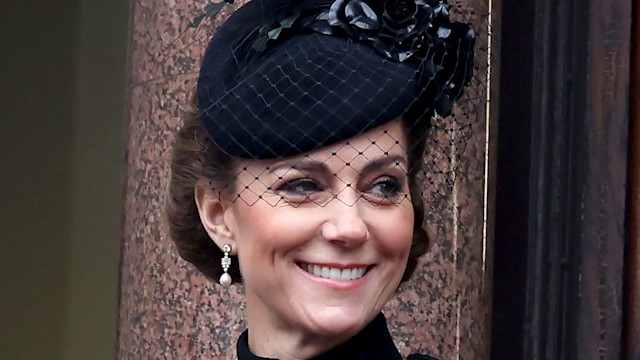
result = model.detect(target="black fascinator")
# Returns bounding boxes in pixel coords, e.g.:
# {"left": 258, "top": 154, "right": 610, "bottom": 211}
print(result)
{"left": 196, "top": 0, "right": 475, "bottom": 159}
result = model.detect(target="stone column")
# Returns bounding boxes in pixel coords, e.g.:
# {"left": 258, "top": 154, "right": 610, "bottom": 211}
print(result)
{"left": 117, "top": 0, "right": 495, "bottom": 358}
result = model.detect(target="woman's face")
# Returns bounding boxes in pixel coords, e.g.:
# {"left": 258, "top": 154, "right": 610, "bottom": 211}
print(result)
{"left": 222, "top": 119, "right": 414, "bottom": 339}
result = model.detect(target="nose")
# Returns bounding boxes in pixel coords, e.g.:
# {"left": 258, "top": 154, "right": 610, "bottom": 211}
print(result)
{"left": 321, "top": 199, "right": 368, "bottom": 246}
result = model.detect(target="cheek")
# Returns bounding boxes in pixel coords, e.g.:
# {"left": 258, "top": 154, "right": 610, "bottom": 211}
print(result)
{"left": 231, "top": 205, "right": 319, "bottom": 257}
{"left": 372, "top": 206, "right": 415, "bottom": 257}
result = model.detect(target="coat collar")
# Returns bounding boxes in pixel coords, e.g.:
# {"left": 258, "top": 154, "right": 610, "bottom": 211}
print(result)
{"left": 236, "top": 313, "right": 403, "bottom": 360}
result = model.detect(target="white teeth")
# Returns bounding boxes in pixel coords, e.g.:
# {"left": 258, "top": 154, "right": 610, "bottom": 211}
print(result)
{"left": 321, "top": 266, "right": 330, "bottom": 278}
{"left": 301, "top": 263, "right": 368, "bottom": 281}
{"left": 340, "top": 269, "right": 352, "bottom": 281}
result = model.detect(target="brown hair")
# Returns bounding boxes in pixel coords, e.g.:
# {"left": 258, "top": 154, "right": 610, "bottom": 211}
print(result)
{"left": 166, "top": 101, "right": 430, "bottom": 283}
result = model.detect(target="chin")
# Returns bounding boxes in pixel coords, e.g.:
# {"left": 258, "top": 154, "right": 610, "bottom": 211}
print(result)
{"left": 303, "top": 307, "right": 373, "bottom": 338}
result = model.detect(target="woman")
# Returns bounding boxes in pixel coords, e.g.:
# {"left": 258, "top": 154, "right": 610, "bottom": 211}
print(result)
{"left": 166, "top": 0, "right": 475, "bottom": 358}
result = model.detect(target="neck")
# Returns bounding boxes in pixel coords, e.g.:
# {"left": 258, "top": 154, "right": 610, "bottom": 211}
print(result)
{"left": 245, "top": 295, "right": 352, "bottom": 359}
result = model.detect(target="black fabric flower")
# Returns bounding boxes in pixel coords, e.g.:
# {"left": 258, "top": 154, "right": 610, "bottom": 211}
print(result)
{"left": 384, "top": 0, "right": 418, "bottom": 23}
{"left": 313, "top": 0, "right": 438, "bottom": 62}
{"left": 376, "top": 0, "right": 433, "bottom": 61}
{"left": 244, "top": 0, "right": 475, "bottom": 117}
{"left": 429, "top": 22, "right": 476, "bottom": 116}
{"left": 314, "top": 0, "right": 382, "bottom": 41}
{"left": 249, "top": 0, "right": 464, "bottom": 65}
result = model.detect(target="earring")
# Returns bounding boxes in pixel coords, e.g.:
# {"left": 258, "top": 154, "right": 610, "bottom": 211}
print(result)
{"left": 219, "top": 244, "right": 232, "bottom": 286}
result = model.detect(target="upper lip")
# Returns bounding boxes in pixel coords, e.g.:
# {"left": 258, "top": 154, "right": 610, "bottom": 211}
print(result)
{"left": 296, "top": 261, "right": 373, "bottom": 269}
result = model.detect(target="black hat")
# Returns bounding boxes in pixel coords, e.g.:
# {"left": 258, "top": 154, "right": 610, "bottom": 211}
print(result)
{"left": 197, "top": 0, "right": 475, "bottom": 159}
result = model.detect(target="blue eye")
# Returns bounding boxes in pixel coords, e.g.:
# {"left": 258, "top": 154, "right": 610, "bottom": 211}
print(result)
{"left": 372, "top": 178, "right": 401, "bottom": 194}
{"left": 368, "top": 176, "right": 404, "bottom": 203}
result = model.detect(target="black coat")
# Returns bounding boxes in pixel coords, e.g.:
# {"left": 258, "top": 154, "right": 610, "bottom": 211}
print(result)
{"left": 236, "top": 313, "right": 438, "bottom": 360}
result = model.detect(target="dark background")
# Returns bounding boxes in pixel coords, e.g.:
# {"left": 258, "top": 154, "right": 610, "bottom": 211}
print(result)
{"left": 0, "top": 1, "right": 128, "bottom": 358}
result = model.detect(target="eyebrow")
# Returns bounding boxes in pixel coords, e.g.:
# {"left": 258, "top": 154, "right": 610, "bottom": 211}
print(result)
{"left": 269, "top": 159, "right": 329, "bottom": 174}
{"left": 359, "top": 154, "right": 408, "bottom": 177}
{"left": 269, "top": 154, "right": 407, "bottom": 176}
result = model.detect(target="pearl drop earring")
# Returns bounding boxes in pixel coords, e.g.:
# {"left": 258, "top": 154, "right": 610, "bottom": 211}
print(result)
{"left": 219, "top": 244, "right": 232, "bottom": 286}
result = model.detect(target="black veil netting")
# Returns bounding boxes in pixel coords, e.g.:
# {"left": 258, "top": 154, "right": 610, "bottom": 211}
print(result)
{"left": 152, "top": 0, "right": 491, "bottom": 215}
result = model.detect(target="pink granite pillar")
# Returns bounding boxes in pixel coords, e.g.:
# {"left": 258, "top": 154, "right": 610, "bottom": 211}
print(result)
{"left": 117, "top": 0, "right": 496, "bottom": 358}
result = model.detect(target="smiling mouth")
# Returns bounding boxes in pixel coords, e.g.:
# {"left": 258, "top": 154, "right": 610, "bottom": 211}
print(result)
{"left": 298, "top": 262, "right": 372, "bottom": 281}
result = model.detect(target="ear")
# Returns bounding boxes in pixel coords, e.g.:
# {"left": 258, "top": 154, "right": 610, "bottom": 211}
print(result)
{"left": 194, "top": 181, "right": 237, "bottom": 254}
